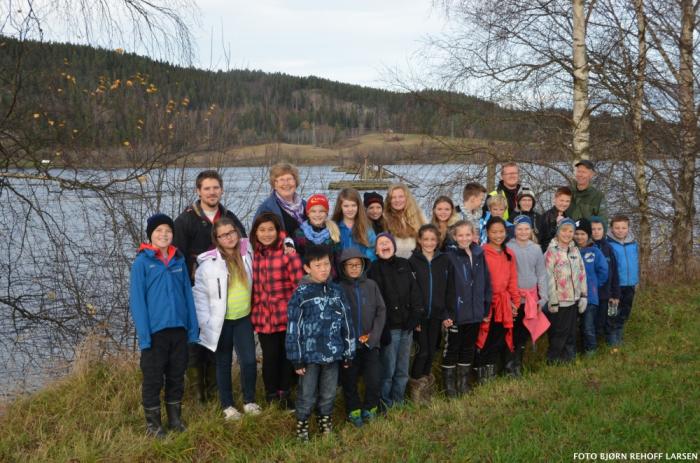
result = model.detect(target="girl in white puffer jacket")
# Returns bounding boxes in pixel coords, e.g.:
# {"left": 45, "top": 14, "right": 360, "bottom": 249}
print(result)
{"left": 193, "top": 217, "right": 261, "bottom": 420}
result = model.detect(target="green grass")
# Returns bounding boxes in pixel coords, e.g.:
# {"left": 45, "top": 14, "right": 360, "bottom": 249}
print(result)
{"left": 1, "top": 282, "right": 699, "bottom": 462}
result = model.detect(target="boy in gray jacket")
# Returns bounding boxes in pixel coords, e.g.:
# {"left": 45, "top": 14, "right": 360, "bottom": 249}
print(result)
{"left": 337, "top": 248, "right": 387, "bottom": 427}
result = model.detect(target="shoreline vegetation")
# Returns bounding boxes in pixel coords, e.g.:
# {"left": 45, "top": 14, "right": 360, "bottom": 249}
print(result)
{"left": 1, "top": 280, "right": 698, "bottom": 462}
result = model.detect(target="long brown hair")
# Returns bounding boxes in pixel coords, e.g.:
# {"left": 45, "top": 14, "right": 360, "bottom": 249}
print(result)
{"left": 383, "top": 183, "right": 426, "bottom": 239}
{"left": 430, "top": 195, "right": 460, "bottom": 242}
{"left": 212, "top": 217, "right": 246, "bottom": 284}
{"left": 331, "top": 188, "right": 371, "bottom": 247}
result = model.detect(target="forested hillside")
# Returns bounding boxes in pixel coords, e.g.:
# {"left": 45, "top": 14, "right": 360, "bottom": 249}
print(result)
{"left": 1, "top": 37, "right": 544, "bottom": 153}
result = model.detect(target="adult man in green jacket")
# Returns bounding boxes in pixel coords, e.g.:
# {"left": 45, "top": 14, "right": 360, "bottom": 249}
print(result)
{"left": 567, "top": 160, "right": 608, "bottom": 223}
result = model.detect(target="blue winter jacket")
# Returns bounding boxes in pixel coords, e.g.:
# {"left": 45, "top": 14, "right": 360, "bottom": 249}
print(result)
{"left": 593, "top": 238, "right": 621, "bottom": 300}
{"left": 337, "top": 220, "right": 377, "bottom": 261}
{"left": 607, "top": 230, "right": 639, "bottom": 287}
{"left": 286, "top": 276, "right": 356, "bottom": 368}
{"left": 129, "top": 245, "right": 199, "bottom": 350}
{"left": 579, "top": 243, "right": 609, "bottom": 306}
{"left": 446, "top": 243, "right": 492, "bottom": 325}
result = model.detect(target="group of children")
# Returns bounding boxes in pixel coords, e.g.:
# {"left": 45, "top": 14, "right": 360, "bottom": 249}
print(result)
{"left": 129, "top": 178, "right": 640, "bottom": 441}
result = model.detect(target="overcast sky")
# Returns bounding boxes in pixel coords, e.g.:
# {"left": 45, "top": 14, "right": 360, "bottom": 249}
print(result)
{"left": 191, "top": 0, "right": 448, "bottom": 87}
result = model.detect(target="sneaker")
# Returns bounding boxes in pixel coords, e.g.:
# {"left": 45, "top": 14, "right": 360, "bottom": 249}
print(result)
{"left": 243, "top": 403, "right": 262, "bottom": 415}
{"left": 361, "top": 407, "right": 377, "bottom": 423}
{"left": 223, "top": 406, "right": 242, "bottom": 421}
{"left": 347, "top": 409, "right": 363, "bottom": 428}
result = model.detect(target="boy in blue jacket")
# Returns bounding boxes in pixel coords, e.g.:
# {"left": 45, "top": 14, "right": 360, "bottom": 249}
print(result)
{"left": 574, "top": 218, "right": 609, "bottom": 354}
{"left": 590, "top": 216, "right": 621, "bottom": 342}
{"left": 286, "top": 245, "right": 355, "bottom": 441}
{"left": 606, "top": 215, "right": 639, "bottom": 348}
{"left": 129, "top": 213, "right": 199, "bottom": 438}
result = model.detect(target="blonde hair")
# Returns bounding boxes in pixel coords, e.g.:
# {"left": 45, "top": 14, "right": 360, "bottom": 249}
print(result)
{"left": 430, "top": 196, "right": 460, "bottom": 242}
{"left": 212, "top": 218, "right": 246, "bottom": 285}
{"left": 269, "top": 162, "right": 300, "bottom": 189}
{"left": 486, "top": 194, "right": 507, "bottom": 210}
{"left": 383, "top": 183, "right": 427, "bottom": 239}
{"left": 450, "top": 220, "right": 477, "bottom": 239}
{"left": 325, "top": 219, "right": 341, "bottom": 243}
{"left": 331, "top": 188, "right": 372, "bottom": 247}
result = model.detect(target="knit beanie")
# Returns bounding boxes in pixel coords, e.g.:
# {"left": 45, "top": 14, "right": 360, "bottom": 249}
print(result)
{"left": 575, "top": 218, "right": 592, "bottom": 238}
{"left": 375, "top": 232, "right": 396, "bottom": 253}
{"left": 306, "top": 194, "right": 330, "bottom": 214}
{"left": 512, "top": 215, "right": 533, "bottom": 228}
{"left": 363, "top": 191, "right": 384, "bottom": 208}
{"left": 146, "top": 213, "right": 175, "bottom": 241}
{"left": 556, "top": 217, "right": 576, "bottom": 235}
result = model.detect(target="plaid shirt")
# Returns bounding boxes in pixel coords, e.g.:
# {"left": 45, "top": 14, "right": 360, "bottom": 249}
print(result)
{"left": 251, "top": 234, "right": 304, "bottom": 334}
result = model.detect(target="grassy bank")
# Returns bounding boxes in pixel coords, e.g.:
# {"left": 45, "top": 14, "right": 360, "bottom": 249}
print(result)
{"left": 1, "top": 282, "right": 698, "bottom": 462}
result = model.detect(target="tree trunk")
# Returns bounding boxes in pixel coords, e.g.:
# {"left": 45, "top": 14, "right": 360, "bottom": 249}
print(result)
{"left": 632, "top": 0, "right": 650, "bottom": 284}
{"left": 572, "top": 0, "right": 590, "bottom": 162}
{"left": 671, "top": 0, "right": 697, "bottom": 277}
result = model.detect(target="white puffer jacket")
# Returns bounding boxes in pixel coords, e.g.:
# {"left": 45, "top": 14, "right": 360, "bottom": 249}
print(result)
{"left": 193, "top": 240, "right": 253, "bottom": 352}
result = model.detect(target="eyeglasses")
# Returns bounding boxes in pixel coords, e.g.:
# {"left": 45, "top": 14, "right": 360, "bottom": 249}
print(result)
{"left": 345, "top": 263, "right": 363, "bottom": 269}
{"left": 217, "top": 230, "right": 238, "bottom": 240}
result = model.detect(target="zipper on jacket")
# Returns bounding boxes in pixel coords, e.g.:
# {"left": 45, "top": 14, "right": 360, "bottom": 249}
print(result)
{"left": 427, "top": 260, "right": 433, "bottom": 319}
{"left": 624, "top": 242, "right": 631, "bottom": 284}
{"left": 217, "top": 278, "right": 221, "bottom": 299}
{"left": 567, "top": 248, "right": 578, "bottom": 301}
{"left": 354, "top": 282, "right": 362, "bottom": 339}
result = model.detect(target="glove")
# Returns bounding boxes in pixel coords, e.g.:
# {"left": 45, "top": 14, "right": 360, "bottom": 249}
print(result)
{"left": 342, "top": 359, "right": 352, "bottom": 369}
{"left": 548, "top": 304, "right": 559, "bottom": 314}
{"left": 578, "top": 297, "right": 588, "bottom": 314}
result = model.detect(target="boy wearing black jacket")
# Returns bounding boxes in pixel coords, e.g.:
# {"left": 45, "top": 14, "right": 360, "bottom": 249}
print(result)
{"left": 338, "top": 248, "right": 387, "bottom": 426}
{"left": 538, "top": 186, "right": 572, "bottom": 253}
{"left": 368, "top": 232, "right": 424, "bottom": 409}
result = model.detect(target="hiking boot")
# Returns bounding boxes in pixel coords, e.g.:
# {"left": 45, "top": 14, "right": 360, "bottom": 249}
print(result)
{"left": 456, "top": 364, "right": 472, "bottom": 395}
{"left": 408, "top": 377, "right": 426, "bottom": 403}
{"left": 347, "top": 409, "right": 364, "bottom": 428}
{"left": 441, "top": 366, "right": 457, "bottom": 398}
{"left": 317, "top": 415, "right": 333, "bottom": 435}
{"left": 144, "top": 406, "right": 166, "bottom": 439}
{"left": 165, "top": 401, "right": 187, "bottom": 432}
{"left": 296, "top": 419, "right": 309, "bottom": 442}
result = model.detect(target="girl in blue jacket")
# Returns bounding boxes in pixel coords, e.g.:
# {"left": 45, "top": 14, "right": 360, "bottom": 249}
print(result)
{"left": 442, "top": 220, "right": 492, "bottom": 397}
{"left": 331, "top": 188, "right": 377, "bottom": 262}
{"left": 129, "top": 213, "right": 199, "bottom": 438}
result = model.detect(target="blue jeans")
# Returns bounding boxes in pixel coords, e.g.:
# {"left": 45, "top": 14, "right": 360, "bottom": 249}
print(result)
{"left": 605, "top": 286, "right": 636, "bottom": 346}
{"left": 295, "top": 362, "right": 339, "bottom": 421}
{"left": 215, "top": 316, "right": 257, "bottom": 408}
{"left": 380, "top": 329, "right": 412, "bottom": 408}
{"left": 581, "top": 303, "right": 599, "bottom": 352}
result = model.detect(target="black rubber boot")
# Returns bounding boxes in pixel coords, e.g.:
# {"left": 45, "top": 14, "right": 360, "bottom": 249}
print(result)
{"left": 165, "top": 401, "right": 187, "bottom": 432}
{"left": 456, "top": 364, "right": 472, "bottom": 395}
{"left": 441, "top": 366, "right": 457, "bottom": 398}
{"left": 186, "top": 367, "right": 206, "bottom": 403}
{"left": 144, "top": 406, "right": 166, "bottom": 439}
{"left": 484, "top": 364, "right": 497, "bottom": 382}
{"left": 505, "top": 346, "right": 525, "bottom": 378}
{"left": 278, "top": 390, "right": 295, "bottom": 412}
{"left": 317, "top": 415, "right": 333, "bottom": 435}
{"left": 296, "top": 419, "right": 309, "bottom": 442}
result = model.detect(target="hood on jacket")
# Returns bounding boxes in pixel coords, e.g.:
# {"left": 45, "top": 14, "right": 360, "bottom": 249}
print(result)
{"left": 482, "top": 243, "right": 514, "bottom": 259}
{"left": 607, "top": 228, "right": 636, "bottom": 245}
{"left": 300, "top": 274, "right": 332, "bottom": 286}
{"left": 547, "top": 237, "right": 576, "bottom": 251}
{"left": 137, "top": 243, "right": 178, "bottom": 262}
{"left": 196, "top": 239, "right": 251, "bottom": 266}
{"left": 339, "top": 247, "right": 371, "bottom": 281}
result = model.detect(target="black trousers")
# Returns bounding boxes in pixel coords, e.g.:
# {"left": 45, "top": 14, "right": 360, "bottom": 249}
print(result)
{"left": 140, "top": 328, "right": 189, "bottom": 408}
{"left": 442, "top": 322, "right": 479, "bottom": 367}
{"left": 258, "top": 331, "right": 293, "bottom": 396}
{"left": 340, "top": 345, "right": 381, "bottom": 413}
{"left": 513, "top": 304, "right": 529, "bottom": 350}
{"left": 546, "top": 304, "right": 578, "bottom": 363}
{"left": 411, "top": 318, "right": 443, "bottom": 378}
{"left": 478, "top": 320, "right": 506, "bottom": 366}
